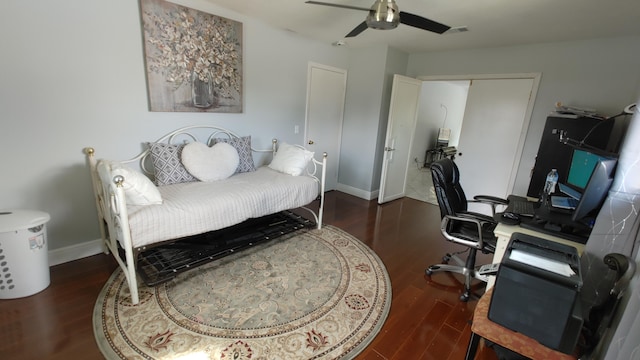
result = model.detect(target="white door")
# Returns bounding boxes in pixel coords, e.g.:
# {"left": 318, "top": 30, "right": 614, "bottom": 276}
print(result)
{"left": 378, "top": 75, "right": 422, "bottom": 203}
{"left": 455, "top": 78, "right": 535, "bottom": 214}
{"left": 305, "top": 62, "right": 347, "bottom": 191}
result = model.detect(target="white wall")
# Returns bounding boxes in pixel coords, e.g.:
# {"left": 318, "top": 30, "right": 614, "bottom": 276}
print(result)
{"left": 337, "top": 45, "right": 409, "bottom": 198}
{"left": 338, "top": 46, "right": 388, "bottom": 197}
{"left": 0, "top": 0, "right": 348, "bottom": 253}
{"left": 407, "top": 36, "right": 640, "bottom": 195}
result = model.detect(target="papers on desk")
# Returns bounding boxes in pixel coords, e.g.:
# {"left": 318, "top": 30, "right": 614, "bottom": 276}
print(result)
{"left": 509, "top": 249, "right": 576, "bottom": 277}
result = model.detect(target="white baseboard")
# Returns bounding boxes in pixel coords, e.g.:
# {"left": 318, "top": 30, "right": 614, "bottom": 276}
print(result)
{"left": 336, "top": 183, "right": 379, "bottom": 201}
{"left": 48, "top": 238, "right": 105, "bottom": 266}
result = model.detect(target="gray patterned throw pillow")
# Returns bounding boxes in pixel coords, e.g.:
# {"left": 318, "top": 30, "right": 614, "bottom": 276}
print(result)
{"left": 148, "top": 142, "right": 198, "bottom": 186}
{"left": 212, "top": 136, "right": 256, "bottom": 173}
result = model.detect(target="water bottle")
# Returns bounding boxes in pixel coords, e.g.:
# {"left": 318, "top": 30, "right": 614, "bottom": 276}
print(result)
{"left": 543, "top": 169, "right": 559, "bottom": 196}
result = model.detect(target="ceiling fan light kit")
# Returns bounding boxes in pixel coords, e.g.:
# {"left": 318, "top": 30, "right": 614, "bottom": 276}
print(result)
{"left": 305, "top": 0, "right": 451, "bottom": 38}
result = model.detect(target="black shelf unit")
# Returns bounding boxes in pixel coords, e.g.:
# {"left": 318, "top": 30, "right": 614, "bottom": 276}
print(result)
{"left": 526, "top": 116, "right": 613, "bottom": 197}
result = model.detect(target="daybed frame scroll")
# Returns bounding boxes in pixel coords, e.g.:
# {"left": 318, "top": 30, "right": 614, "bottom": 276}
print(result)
{"left": 84, "top": 125, "right": 326, "bottom": 305}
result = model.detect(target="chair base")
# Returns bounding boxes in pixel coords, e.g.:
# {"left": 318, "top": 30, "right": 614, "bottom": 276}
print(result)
{"left": 426, "top": 250, "right": 490, "bottom": 302}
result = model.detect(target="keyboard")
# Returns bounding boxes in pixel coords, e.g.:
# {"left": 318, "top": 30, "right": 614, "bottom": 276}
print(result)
{"left": 505, "top": 199, "right": 536, "bottom": 217}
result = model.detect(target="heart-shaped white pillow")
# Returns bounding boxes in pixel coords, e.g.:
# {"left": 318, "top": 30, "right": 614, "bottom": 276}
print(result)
{"left": 181, "top": 142, "right": 239, "bottom": 182}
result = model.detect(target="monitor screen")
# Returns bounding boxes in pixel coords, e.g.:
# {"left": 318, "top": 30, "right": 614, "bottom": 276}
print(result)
{"left": 567, "top": 149, "right": 608, "bottom": 190}
{"left": 571, "top": 158, "right": 616, "bottom": 225}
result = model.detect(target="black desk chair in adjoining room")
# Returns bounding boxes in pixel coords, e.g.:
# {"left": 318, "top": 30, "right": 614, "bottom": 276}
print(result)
{"left": 426, "top": 158, "right": 509, "bottom": 301}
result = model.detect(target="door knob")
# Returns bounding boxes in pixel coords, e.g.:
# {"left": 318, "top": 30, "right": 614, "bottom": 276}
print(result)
{"left": 384, "top": 147, "right": 396, "bottom": 151}
{"left": 308, "top": 140, "right": 314, "bottom": 145}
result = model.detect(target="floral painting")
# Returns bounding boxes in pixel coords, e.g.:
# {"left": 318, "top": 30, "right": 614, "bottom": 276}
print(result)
{"left": 141, "top": 0, "right": 242, "bottom": 112}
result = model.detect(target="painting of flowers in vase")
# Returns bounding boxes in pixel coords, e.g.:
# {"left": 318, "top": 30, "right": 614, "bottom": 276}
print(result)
{"left": 141, "top": 0, "right": 242, "bottom": 112}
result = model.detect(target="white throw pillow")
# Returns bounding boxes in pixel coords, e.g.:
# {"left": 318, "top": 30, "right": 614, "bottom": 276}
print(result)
{"left": 97, "top": 160, "right": 163, "bottom": 205}
{"left": 181, "top": 142, "right": 239, "bottom": 182}
{"left": 268, "top": 142, "right": 314, "bottom": 176}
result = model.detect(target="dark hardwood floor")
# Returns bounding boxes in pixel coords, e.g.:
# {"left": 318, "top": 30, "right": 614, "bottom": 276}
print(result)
{"left": 0, "top": 191, "right": 499, "bottom": 359}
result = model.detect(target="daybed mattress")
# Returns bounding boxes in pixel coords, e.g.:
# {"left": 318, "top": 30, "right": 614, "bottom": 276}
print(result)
{"left": 125, "top": 167, "right": 319, "bottom": 248}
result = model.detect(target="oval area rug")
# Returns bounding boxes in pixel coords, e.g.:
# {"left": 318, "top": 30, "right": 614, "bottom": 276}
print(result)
{"left": 93, "top": 225, "right": 391, "bottom": 359}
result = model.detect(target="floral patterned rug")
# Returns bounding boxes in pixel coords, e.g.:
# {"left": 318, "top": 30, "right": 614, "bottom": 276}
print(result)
{"left": 93, "top": 225, "right": 391, "bottom": 359}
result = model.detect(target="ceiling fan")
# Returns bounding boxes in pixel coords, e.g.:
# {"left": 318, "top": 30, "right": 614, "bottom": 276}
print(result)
{"left": 305, "top": 0, "right": 450, "bottom": 38}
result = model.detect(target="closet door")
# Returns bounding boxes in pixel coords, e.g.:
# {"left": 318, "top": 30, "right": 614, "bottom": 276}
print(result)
{"left": 455, "top": 78, "right": 535, "bottom": 214}
{"left": 305, "top": 62, "right": 347, "bottom": 191}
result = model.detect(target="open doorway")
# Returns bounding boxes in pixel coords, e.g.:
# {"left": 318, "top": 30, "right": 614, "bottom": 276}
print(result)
{"left": 384, "top": 74, "right": 540, "bottom": 214}
{"left": 406, "top": 81, "right": 470, "bottom": 204}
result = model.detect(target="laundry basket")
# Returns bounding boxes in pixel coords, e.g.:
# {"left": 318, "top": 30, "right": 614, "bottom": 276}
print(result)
{"left": 0, "top": 210, "right": 51, "bottom": 299}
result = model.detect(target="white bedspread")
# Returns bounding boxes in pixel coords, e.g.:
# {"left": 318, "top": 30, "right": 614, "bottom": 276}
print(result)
{"left": 125, "top": 167, "right": 319, "bottom": 248}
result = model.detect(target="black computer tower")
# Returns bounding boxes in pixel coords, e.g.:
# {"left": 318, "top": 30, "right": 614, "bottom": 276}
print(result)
{"left": 488, "top": 232, "right": 583, "bottom": 354}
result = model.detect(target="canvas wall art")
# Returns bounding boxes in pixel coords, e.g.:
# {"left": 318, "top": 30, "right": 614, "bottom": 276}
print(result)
{"left": 141, "top": 0, "right": 243, "bottom": 113}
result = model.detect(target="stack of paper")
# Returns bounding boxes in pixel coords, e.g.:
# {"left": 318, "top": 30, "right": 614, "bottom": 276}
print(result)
{"left": 509, "top": 249, "right": 576, "bottom": 277}
{"left": 550, "top": 102, "right": 606, "bottom": 120}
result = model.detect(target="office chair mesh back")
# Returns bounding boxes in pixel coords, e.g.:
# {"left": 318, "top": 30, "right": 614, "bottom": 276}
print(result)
{"left": 431, "top": 158, "right": 468, "bottom": 219}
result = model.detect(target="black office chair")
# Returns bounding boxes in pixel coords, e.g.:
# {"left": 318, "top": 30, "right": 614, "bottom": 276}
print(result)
{"left": 578, "top": 252, "right": 636, "bottom": 357}
{"left": 426, "top": 158, "right": 509, "bottom": 301}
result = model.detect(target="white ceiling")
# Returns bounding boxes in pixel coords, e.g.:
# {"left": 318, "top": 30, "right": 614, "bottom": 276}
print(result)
{"left": 205, "top": 0, "right": 640, "bottom": 53}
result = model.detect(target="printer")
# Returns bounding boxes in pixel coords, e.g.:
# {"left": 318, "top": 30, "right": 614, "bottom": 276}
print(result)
{"left": 488, "top": 232, "right": 583, "bottom": 354}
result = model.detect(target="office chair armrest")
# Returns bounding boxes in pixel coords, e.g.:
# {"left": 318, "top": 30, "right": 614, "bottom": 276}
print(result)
{"left": 440, "top": 214, "right": 492, "bottom": 250}
{"left": 473, "top": 195, "right": 508, "bottom": 205}
{"left": 460, "top": 210, "right": 495, "bottom": 223}
{"left": 579, "top": 253, "right": 636, "bottom": 354}
{"left": 469, "top": 195, "right": 509, "bottom": 215}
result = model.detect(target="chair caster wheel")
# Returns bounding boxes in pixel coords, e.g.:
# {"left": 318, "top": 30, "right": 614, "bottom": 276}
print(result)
{"left": 460, "top": 293, "right": 470, "bottom": 302}
{"left": 442, "top": 255, "right": 450, "bottom": 263}
{"left": 426, "top": 266, "right": 437, "bottom": 276}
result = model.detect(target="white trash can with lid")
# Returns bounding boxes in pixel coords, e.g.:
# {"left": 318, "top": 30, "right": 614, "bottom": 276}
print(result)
{"left": 0, "top": 210, "right": 51, "bottom": 299}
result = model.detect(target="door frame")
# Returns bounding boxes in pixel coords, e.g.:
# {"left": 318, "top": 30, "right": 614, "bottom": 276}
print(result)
{"left": 417, "top": 73, "right": 541, "bottom": 195}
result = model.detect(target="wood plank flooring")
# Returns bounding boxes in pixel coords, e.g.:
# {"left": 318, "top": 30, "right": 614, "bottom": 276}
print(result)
{"left": 0, "top": 191, "right": 499, "bottom": 359}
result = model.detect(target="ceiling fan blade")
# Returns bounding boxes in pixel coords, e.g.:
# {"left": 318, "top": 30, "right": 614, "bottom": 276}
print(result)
{"left": 305, "top": 1, "right": 370, "bottom": 12}
{"left": 399, "top": 11, "right": 450, "bottom": 34}
{"left": 345, "top": 21, "right": 369, "bottom": 37}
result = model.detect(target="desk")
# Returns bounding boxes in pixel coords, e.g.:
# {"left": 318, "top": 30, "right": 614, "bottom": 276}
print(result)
{"left": 466, "top": 288, "right": 578, "bottom": 360}
{"left": 487, "top": 222, "right": 585, "bottom": 288}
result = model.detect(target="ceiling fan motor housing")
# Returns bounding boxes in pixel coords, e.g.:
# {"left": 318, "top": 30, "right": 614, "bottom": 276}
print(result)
{"left": 305, "top": 0, "right": 450, "bottom": 37}
{"left": 366, "top": 0, "right": 400, "bottom": 29}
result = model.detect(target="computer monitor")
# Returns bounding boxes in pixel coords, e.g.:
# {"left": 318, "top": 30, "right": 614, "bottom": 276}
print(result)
{"left": 567, "top": 149, "right": 608, "bottom": 191}
{"left": 571, "top": 158, "right": 616, "bottom": 225}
